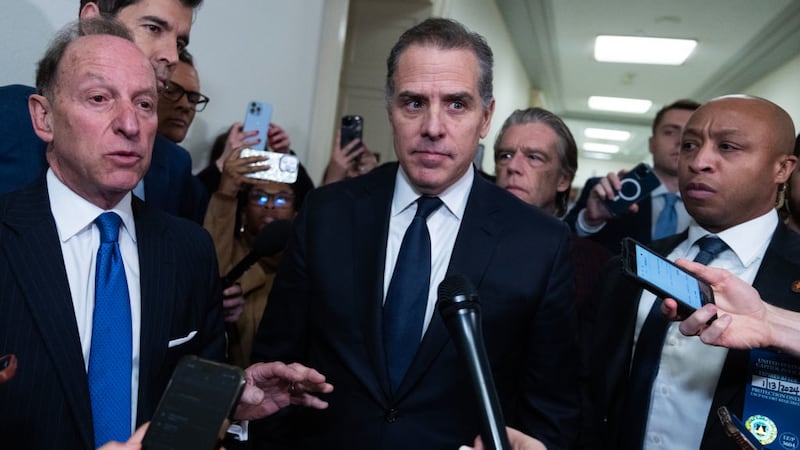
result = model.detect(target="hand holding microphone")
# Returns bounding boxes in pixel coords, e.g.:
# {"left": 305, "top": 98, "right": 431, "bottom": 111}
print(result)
{"left": 438, "top": 274, "right": 511, "bottom": 450}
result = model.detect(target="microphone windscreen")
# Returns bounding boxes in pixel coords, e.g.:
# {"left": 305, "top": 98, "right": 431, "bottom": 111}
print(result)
{"left": 251, "top": 219, "right": 292, "bottom": 258}
{"left": 437, "top": 274, "right": 479, "bottom": 316}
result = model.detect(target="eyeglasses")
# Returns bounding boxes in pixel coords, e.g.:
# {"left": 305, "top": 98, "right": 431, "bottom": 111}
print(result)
{"left": 248, "top": 191, "right": 294, "bottom": 208}
{"left": 160, "top": 80, "right": 210, "bottom": 112}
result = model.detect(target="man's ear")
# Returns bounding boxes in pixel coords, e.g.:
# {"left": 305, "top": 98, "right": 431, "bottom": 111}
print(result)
{"left": 29, "top": 94, "right": 54, "bottom": 143}
{"left": 79, "top": 2, "right": 101, "bottom": 19}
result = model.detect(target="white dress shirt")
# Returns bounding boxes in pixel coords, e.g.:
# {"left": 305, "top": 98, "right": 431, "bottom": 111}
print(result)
{"left": 634, "top": 210, "right": 778, "bottom": 449}
{"left": 383, "top": 166, "right": 472, "bottom": 338}
{"left": 47, "top": 169, "right": 142, "bottom": 434}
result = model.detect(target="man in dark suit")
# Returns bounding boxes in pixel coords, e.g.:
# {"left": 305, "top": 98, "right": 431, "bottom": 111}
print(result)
{"left": 0, "top": 0, "right": 208, "bottom": 223}
{"left": 0, "top": 18, "right": 333, "bottom": 450}
{"left": 564, "top": 99, "right": 700, "bottom": 253}
{"left": 251, "top": 18, "right": 579, "bottom": 450}
{"left": 583, "top": 95, "right": 800, "bottom": 449}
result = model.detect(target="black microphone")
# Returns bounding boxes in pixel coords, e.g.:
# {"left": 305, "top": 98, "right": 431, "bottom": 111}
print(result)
{"left": 221, "top": 219, "right": 292, "bottom": 288}
{"left": 437, "top": 274, "right": 510, "bottom": 450}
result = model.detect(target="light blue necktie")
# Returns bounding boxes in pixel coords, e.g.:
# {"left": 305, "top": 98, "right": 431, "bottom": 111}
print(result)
{"left": 88, "top": 212, "right": 132, "bottom": 446}
{"left": 383, "top": 196, "right": 443, "bottom": 391}
{"left": 653, "top": 193, "right": 679, "bottom": 240}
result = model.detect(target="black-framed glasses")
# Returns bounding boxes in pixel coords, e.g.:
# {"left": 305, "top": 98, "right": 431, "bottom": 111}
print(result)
{"left": 160, "top": 80, "right": 210, "bottom": 112}
{"left": 248, "top": 191, "right": 294, "bottom": 208}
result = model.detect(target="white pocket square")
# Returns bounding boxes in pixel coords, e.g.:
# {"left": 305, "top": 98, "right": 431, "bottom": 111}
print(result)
{"left": 168, "top": 330, "right": 197, "bottom": 348}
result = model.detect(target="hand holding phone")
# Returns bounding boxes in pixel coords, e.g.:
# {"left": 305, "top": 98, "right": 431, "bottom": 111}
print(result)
{"left": 605, "top": 163, "right": 661, "bottom": 216}
{"left": 621, "top": 238, "right": 715, "bottom": 317}
{"left": 142, "top": 356, "right": 245, "bottom": 450}
{"left": 239, "top": 149, "right": 299, "bottom": 184}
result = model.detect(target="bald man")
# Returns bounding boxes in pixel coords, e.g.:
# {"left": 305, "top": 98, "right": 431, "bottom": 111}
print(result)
{"left": 583, "top": 96, "right": 800, "bottom": 449}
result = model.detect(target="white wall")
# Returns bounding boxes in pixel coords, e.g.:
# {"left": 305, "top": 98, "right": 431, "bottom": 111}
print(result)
{"left": 0, "top": 0, "right": 336, "bottom": 179}
{"left": 744, "top": 53, "right": 800, "bottom": 133}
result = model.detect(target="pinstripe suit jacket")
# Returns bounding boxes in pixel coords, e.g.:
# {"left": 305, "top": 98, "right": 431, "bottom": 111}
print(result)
{"left": 0, "top": 177, "right": 225, "bottom": 450}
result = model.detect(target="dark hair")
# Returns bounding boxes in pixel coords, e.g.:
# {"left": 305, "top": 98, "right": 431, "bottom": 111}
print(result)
{"left": 178, "top": 48, "right": 194, "bottom": 66}
{"left": 385, "top": 18, "right": 493, "bottom": 110}
{"left": 36, "top": 17, "right": 133, "bottom": 99}
{"left": 651, "top": 99, "right": 700, "bottom": 134}
{"left": 79, "top": 0, "right": 203, "bottom": 16}
{"left": 493, "top": 107, "right": 578, "bottom": 216}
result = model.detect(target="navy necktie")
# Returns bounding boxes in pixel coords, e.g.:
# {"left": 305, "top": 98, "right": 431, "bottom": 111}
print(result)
{"left": 88, "top": 212, "right": 133, "bottom": 446}
{"left": 622, "top": 235, "right": 729, "bottom": 448}
{"left": 653, "top": 193, "right": 679, "bottom": 240}
{"left": 383, "top": 196, "right": 443, "bottom": 391}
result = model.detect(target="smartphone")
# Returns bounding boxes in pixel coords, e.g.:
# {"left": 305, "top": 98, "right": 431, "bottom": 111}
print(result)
{"left": 242, "top": 101, "right": 272, "bottom": 151}
{"left": 240, "top": 148, "right": 299, "bottom": 184}
{"left": 620, "top": 237, "right": 714, "bottom": 317}
{"left": 605, "top": 163, "right": 661, "bottom": 216}
{"left": 340, "top": 115, "right": 363, "bottom": 155}
{"left": 142, "top": 356, "right": 246, "bottom": 450}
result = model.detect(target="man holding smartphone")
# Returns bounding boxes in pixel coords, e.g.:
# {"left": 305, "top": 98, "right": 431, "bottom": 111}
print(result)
{"left": 564, "top": 99, "right": 700, "bottom": 252}
{"left": 583, "top": 95, "right": 800, "bottom": 449}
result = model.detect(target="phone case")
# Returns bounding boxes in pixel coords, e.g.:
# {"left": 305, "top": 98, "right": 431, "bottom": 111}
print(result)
{"left": 242, "top": 101, "right": 273, "bottom": 151}
{"left": 605, "top": 163, "right": 661, "bottom": 216}
{"left": 142, "top": 356, "right": 246, "bottom": 450}
{"left": 240, "top": 148, "right": 299, "bottom": 184}
{"left": 340, "top": 115, "right": 363, "bottom": 154}
{"left": 620, "top": 237, "right": 714, "bottom": 317}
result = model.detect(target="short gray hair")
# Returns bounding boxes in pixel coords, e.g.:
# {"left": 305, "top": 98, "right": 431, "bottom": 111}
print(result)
{"left": 35, "top": 17, "right": 133, "bottom": 99}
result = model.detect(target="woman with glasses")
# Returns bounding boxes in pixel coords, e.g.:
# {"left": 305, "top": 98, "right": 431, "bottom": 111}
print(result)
{"left": 204, "top": 147, "right": 314, "bottom": 368}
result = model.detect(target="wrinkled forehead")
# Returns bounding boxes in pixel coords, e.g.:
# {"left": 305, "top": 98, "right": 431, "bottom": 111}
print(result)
{"left": 59, "top": 35, "right": 156, "bottom": 89}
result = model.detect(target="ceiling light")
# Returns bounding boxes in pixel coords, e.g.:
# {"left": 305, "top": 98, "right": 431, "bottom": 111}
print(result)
{"left": 584, "top": 128, "right": 631, "bottom": 142}
{"left": 594, "top": 35, "right": 697, "bottom": 65}
{"left": 582, "top": 152, "right": 614, "bottom": 160}
{"left": 588, "top": 96, "right": 653, "bottom": 114}
{"left": 583, "top": 142, "right": 620, "bottom": 154}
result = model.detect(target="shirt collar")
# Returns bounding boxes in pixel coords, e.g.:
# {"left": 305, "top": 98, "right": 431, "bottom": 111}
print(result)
{"left": 686, "top": 209, "right": 778, "bottom": 267}
{"left": 47, "top": 168, "right": 137, "bottom": 244}
{"left": 392, "top": 164, "right": 474, "bottom": 220}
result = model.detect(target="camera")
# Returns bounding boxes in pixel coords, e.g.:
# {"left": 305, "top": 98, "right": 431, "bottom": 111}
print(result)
{"left": 604, "top": 163, "right": 661, "bottom": 216}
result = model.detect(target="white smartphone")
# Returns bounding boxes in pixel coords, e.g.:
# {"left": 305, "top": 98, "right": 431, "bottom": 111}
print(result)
{"left": 242, "top": 101, "right": 272, "bottom": 151}
{"left": 240, "top": 148, "right": 299, "bottom": 184}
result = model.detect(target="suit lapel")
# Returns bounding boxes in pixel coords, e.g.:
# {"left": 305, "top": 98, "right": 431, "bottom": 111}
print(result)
{"left": 1, "top": 178, "right": 94, "bottom": 448}
{"left": 395, "top": 173, "right": 501, "bottom": 398}
{"left": 133, "top": 199, "right": 176, "bottom": 424}
{"left": 353, "top": 165, "right": 396, "bottom": 402}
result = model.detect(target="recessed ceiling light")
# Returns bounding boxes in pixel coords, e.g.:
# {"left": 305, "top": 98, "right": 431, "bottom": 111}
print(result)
{"left": 583, "top": 142, "right": 620, "bottom": 154}
{"left": 594, "top": 35, "right": 697, "bottom": 65}
{"left": 588, "top": 96, "right": 653, "bottom": 114}
{"left": 582, "top": 152, "right": 614, "bottom": 160}
{"left": 584, "top": 127, "right": 631, "bottom": 142}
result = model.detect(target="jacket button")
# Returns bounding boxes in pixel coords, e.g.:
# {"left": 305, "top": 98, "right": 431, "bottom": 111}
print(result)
{"left": 384, "top": 408, "right": 398, "bottom": 423}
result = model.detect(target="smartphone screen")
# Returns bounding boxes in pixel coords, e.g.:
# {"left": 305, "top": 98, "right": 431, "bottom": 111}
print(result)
{"left": 142, "top": 356, "right": 245, "bottom": 450}
{"left": 243, "top": 101, "right": 273, "bottom": 151}
{"left": 621, "top": 238, "right": 714, "bottom": 314}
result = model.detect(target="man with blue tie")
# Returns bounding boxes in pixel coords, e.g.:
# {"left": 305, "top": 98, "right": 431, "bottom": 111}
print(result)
{"left": 251, "top": 18, "right": 579, "bottom": 450}
{"left": 0, "top": 18, "right": 333, "bottom": 450}
{"left": 564, "top": 99, "right": 700, "bottom": 253}
{"left": 582, "top": 95, "right": 800, "bottom": 449}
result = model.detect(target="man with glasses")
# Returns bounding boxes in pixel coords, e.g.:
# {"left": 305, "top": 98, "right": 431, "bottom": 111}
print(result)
{"left": 157, "top": 50, "right": 210, "bottom": 144}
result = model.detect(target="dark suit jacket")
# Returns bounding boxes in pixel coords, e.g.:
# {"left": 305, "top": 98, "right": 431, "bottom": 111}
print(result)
{"left": 564, "top": 176, "right": 655, "bottom": 253}
{"left": 251, "top": 163, "right": 580, "bottom": 450}
{"left": 0, "top": 84, "right": 208, "bottom": 222}
{"left": 0, "top": 177, "right": 225, "bottom": 450}
{"left": 582, "top": 224, "right": 800, "bottom": 449}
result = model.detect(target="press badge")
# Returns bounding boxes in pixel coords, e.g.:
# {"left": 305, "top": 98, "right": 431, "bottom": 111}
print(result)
{"left": 744, "top": 348, "right": 800, "bottom": 449}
